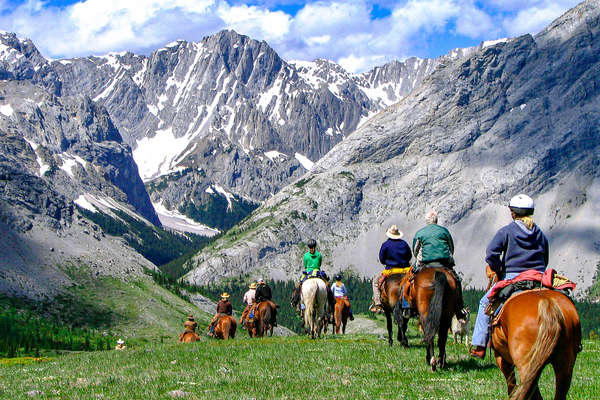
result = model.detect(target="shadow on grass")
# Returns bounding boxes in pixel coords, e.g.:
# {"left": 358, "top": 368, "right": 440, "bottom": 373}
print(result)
{"left": 445, "top": 357, "right": 497, "bottom": 372}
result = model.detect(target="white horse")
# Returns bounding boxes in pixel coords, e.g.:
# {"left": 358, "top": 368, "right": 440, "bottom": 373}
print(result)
{"left": 301, "top": 278, "right": 329, "bottom": 339}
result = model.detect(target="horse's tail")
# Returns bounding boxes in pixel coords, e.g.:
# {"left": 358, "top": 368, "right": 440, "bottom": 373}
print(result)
{"left": 424, "top": 271, "right": 447, "bottom": 344}
{"left": 510, "top": 296, "right": 563, "bottom": 400}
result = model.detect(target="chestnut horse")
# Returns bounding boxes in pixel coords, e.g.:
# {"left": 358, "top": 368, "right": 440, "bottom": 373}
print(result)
{"left": 333, "top": 297, "right": 350, "bottom": 334}
{"left": 491, "top": 289, "right": 581, "bottom": 400}
{"left": 178, "top": 331, "right": 200, "bottom": 342}
{"left": 401, "top": 267, "right": 461, "bottom": 370}
{"left": 248, "top": 301, "right": 278, "bottom": 337}
{"left": 380, "top": 273, "right": 410, "bottom": 346}
{"left": 213, "top": 315, "right": 237, "bottom": 340}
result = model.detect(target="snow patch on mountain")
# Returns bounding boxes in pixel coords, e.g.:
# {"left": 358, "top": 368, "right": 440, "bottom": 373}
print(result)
{"left": 295, "top": 153, "right": 314, "bottom": 170}
{"left": 153, "top": 200, "right": 219, "bottom": 236}
{"left": 134, "top": 127, "right": 195, "bottom": 182}
{"left": 0, "top": 104, "right": 14, "bottom": 117}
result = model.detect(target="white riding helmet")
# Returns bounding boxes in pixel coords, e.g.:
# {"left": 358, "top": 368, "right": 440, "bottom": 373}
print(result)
{"left": 509, "top": 194, "right": 534, "bottom": 215}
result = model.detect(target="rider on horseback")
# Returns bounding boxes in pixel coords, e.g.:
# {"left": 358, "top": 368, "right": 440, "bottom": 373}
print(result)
{"left": 208, "top": 293, "right": 233, "bottom": 337}
{"left": 300, "top": 239, "right": 335, "bottom": 323}
{"left": 412, "top": 211, "right": 467, "bottom": 320}
{"left": 184, "top": 314, "right": 197, "bottom": 333}
{"left": 470, "top": 194, "right": 549, "bottom": 359}
{"left": 333, "top": 274, "right": 354, "bottom": 321}
{"left": 255, "top": 278, "right": 272, "bottom": 303}
{"left": 240, "top": 282, "right": 256, "bottom": 328}
{"left": 371, "top": 225, "right": 412, "bottom": 313}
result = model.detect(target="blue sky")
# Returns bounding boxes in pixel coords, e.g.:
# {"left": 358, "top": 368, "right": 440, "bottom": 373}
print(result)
{"left": 0, "top": 0, "right": 582, "bottom": 72}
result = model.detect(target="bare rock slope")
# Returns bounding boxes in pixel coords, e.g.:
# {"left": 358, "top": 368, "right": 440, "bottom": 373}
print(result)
{"left": 184, "top": 0, "right": 600, "bottom": 292}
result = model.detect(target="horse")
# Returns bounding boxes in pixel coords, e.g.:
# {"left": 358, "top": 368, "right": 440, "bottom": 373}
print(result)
{"left": 379, "top": 273, "right": 410, "bottom": 346}
{"left": 213, "top": 315, "right": 237, "bottom": 340}
{"left": 178, "top": 331, "right": 201, "bottom": 342}
{"left": 491, "top": 289, "right": 581, "bottom": 400}
{"left": 249, "top": 301, "right": 278, "bottom": 337}
{"left": 399, "top": 267, "right": 461, "bottom": 371}
{"left": 333, "top": 297, "right": 350, "bottom": 334}
{"left": 291, "top": 278, "right": 328, "bottom": 339}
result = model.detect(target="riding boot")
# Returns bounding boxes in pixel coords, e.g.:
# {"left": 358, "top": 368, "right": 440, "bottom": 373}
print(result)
{"left": 470, "top": 345, "right": 485, "bottom": 359}
{"left": 208, "top": 324, "right": 215, "bottom": 337}
{"left": 349, "top": 307, "right": 354, "bottom": 321}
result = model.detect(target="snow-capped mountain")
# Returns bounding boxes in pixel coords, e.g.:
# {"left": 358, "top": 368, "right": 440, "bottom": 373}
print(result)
{"left": 21, "top": 30, "right": 476, "bottom": 232}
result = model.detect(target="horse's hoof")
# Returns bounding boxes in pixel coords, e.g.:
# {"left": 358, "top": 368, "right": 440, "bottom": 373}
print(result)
{"left": 401, "top": 341, "right": 409, "bottom": 348}
{"left": 430, "top": 359, "right": 437, "bottom": 372}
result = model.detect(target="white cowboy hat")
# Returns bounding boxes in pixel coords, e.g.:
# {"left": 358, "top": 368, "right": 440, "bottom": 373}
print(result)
{"left": 386, "top": 225, "right": 404, "bottom": 239}
{"left": 117, "top": 339, "right": 124, "bottom": 345}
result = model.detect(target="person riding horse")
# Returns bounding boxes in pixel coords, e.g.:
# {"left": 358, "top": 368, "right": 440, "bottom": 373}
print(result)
{"left": 255, "top": 279, "right": 272, "bottom": 303}
{"left": 412, "top": 211, "right": 467, "bottom": 320}
{"left": 332, "top": 274, "right": 354, "bottom": 321}
{"left": 184, "top": 314, "right": 197, "bottom": 333}
{"left": 240, "top": 282, "right": 256, "bottom": 328}
{"left": 208, "top": 293, "right": 233, "bottom": 337}
{"left": 470, "top": 194, "right": 549, "bottom": 359}
{"left": 300, "top": 239, "right": 335, "bottom": 322}
{"left": 371, "top": 225, "right": 412, "bottom": 313}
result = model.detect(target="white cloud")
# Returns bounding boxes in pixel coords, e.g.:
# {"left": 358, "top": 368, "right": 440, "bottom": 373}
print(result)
{"left": 217, "top": 3, "right": 291, "bottom": 41}
{"left": 502, "top": 1, "right": 581, "bottom": 37}
{"left": 455, "top": 2, "right": 496, "bottom": 38}
{"left": 0, "top": 0, "right": 583, "bottom": 72}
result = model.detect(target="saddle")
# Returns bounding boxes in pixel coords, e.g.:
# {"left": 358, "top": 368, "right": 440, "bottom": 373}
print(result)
{"left": 485, "top": 268, "right": 576, "bottom": 319}
{"left": 378, "top": 266, "right": 411, "bottom": 291}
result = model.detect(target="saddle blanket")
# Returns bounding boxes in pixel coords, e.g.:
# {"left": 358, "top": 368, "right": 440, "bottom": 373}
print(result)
{"left": 488, "top": 268, "right": 576, "bottom": 300}
{"left": 382, "top": 267, "right": 411, "bottom": 277}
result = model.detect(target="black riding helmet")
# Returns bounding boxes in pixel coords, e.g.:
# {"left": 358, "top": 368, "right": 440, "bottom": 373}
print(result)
{"left": 307, "top": 239, "right": 317, "bottom": 249}
{"left": 335, "top": 274, "right": 342, "bottom": 281}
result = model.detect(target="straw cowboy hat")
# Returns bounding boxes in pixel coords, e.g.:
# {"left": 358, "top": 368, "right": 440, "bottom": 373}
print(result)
{"left": 221, "top": 292, "right": 230, "bottom": 299}
{"left": 249, "top": 282, "right": 257, "bottom": 289}
{"left": 386, "top": 225, "right": 404, "bottom": 239}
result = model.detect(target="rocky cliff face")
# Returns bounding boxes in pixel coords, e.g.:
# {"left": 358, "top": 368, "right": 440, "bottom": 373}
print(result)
{"left": 36, "top": 30, "right": 477, "bottom": 231}
{"left": 183, "top": 0, "right": 600, "bottom": 292}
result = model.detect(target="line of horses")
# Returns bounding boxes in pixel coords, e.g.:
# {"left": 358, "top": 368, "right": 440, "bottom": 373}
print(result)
{"left": 180, "top": 269, "right": 581, "bottom": 400}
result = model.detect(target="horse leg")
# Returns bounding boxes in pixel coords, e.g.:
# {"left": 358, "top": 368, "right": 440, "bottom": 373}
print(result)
{"left": 385, "top": 309, "right": 394, "bottom": 346}
{"left": 437, "top": 319, "right": 450, "bottom": 369}
{"left": 495, "top": 354, "right": 516, "bottom": 397}
{"left": 552, "top": 354, "right": 575, "bottom": 400}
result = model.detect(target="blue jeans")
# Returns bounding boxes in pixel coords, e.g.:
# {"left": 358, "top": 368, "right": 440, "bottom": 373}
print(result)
{"left": 471, "top": 272, "right": 519, "bottom": 347}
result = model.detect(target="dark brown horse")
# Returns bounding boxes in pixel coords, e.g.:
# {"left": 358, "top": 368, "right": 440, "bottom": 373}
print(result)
{"left": 248, "top": 301, "right": 278, "bottom": 337}
{"left": 178, "top": 331, "right": 200, "bottom": 342}
{"left": 333, "top": 297, "right": 350, "bottom": 334}
{"left": 212, "top": 315, "right": 237, "bottom": 340}
{"left": 491, "top": 289, "right": 581, "bottom": 400}
{"left": 401, "top": 267, "right": 461, "bottom": 370}
{"left": 380, "top": 273, "right": 410, "bottom": 346}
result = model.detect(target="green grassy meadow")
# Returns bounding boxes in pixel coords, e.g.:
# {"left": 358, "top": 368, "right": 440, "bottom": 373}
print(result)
{"left": 1, "top": 317, "right": 598, "bottom": 400}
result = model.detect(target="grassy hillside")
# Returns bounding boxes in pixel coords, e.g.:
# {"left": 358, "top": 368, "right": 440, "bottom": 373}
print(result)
{"left": 0, "top": 318, "right": 597, "bottom": 399}
{"left": 0, "top": 262, "right": 212, "bottom": 357}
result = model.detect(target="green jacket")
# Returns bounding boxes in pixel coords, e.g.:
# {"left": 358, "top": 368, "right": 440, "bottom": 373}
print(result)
{"left": 303, "top": 251, "right": 322, "bottom": 273}
{"left": 413, "top": 224, "right": 454, "bottom": 263}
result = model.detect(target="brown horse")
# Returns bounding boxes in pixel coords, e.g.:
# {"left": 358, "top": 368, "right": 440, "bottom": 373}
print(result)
{"left": 248, "top": 301, "right": 278, "bottom": 337}
{"left": 401, "top": 267, "right": 461, "bottom": 370}
{"left": 491, "top": 289, "right": 581, "bottom": 400}
{"left": 213, "top": 315, "right": 237, "bottom": 340}
{"left": 380, "top": 273, "right": 410, "bottom": 346}
{"left": 178, "top": 331, "right": 200, "bottom": 342}
{"left": 333, "top": 297, "right": 350, "bottom": 334}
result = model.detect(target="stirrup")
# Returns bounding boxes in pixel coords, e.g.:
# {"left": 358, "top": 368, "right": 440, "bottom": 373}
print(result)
{"left": 369, "top": 304, "right": 383, "bottom": 314}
